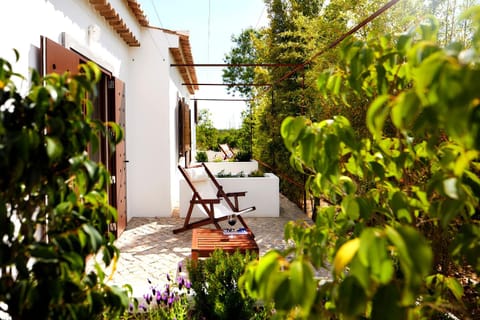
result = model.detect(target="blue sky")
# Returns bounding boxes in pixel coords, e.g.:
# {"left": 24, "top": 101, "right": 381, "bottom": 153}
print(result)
{"left": 138, "top": 0, "right": 268, "bottom": 128}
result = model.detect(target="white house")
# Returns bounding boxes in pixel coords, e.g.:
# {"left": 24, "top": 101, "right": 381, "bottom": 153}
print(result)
{"left": 0, "top": 0, "right": 199, "bottom": 235}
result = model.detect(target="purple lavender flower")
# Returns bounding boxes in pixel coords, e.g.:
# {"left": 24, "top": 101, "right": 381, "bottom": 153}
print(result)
{"left": 178, "top": 262, "right": 183, "bottom": 273}
{"left": 165, "top": 283, "right": 170, "bottom": 295}
{"left": 143, "top": 292, "right": 152, "bottom": 305}
{"left": 161, "top": 292, "right": 168, "bottom": 303}
{"left": 166, "top": 273, "right": 171, "bottom": 282}
{"left": 177, "top": 276, "right": 184, "bottom": 290}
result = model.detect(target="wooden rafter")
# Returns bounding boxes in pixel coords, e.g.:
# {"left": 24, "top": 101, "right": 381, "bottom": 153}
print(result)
{"left": 88, "top": 0, "right": 149, "bottom": 47}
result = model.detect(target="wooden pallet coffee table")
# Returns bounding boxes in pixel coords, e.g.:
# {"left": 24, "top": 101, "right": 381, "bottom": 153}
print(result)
{"left": 191, "top": 228, "right": 258, "bottom": 261}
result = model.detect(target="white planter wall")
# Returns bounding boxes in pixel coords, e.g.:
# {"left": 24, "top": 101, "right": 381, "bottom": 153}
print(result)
{"left": 202, "top": 160, "right": 259, "bottom": 175}
{"left": 179, "top": 173, "right": 279, "bottom": 218}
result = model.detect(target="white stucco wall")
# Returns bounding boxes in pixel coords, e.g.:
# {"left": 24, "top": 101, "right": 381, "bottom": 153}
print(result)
{"left": 126, "top": 28, "right": 191, "bottom": 218}
{"left": 0, "top": 0, "right": 194, "bottom": 219}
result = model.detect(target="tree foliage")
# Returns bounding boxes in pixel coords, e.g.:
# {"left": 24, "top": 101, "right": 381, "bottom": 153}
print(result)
{"left": 195, "top": 108, "right": 218, "bottom": 151}
{"left": 222, "top": 28, "right": 262, "bottom": 99}
{"left": 249, "top": 0, "right": 333, "bottom": 206}
{"left": 0, "top": 53, "right": 129, "bottom": 319}
{"left": 240, "top": 8, "right": 480, "bottom": 319}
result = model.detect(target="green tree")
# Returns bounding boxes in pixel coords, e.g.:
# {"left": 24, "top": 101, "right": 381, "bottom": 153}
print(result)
{"left": 250, "top": 0, "right": 329, "bottom": 206}
{"left": 240, "top": 10, "right": 480, "bottom": 319}
{"left": 428, "top": 0, "right": 480, "bottom": 46}
{"left": 222, "top": 28, "right": 262, "bottom": 99}
{"left": 0, "top": 53, "right": 128, "bottom": 319}
{"left": 195, "top": 108, "right": 218, "bottom": 150}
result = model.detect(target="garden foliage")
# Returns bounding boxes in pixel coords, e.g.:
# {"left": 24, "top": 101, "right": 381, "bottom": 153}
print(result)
{"left": 240, "top": 9, "right": 480, "bottom": 320}
{"left": 125, "top": 263, "right": 191, "bottom": 320}
{"left": 187, "top": 249, "right": 271, "bottom": 320}
{"left": 0, "top": 52, "right": 128, "bottom": 319}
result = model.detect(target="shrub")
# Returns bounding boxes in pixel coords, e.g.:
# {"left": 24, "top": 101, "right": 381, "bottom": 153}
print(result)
{"left": 124, "top": 262, "right": 192, "bottom": 320}
{"left": 186, "top": 250, "right": 271, "bottom": 320}
{"left": 241, "top": 12, "right": 480, "bottom": 319}
{"left": 195, "top": 151, "right": 208, "bottom": 163}
{"left": 234, "top": 150, "right": 252, "bottom": 162}
{"left": 248, "top": 169, "right": 265, "bottom": 177}
{"left": 0, "top": 53, "right": 128, "bottom": 319}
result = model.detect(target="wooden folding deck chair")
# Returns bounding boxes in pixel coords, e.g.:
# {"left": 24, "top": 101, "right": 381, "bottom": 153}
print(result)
{"left": 174, "top": 163, "right": 255, "bottom": 234}
{"left": 219, "top": 143, "right": 235, "bottom": 160}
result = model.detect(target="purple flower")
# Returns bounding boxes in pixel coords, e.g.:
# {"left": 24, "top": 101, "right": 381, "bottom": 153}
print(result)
{"left": 162, "top": 292, "right": 169, "bottom": 303}
{"left": 177, "top": 276, "right": 184, "bottom": 290}
{"left": 178, "top": 262, "right": 183, "bottom": 273}
{"left": 143, "top": 293, "right": 152, "bottom": 305}
{"left": 166, "top": 273, "right": 171, "bottom": 282}
{"left": 165, "top": 283, "right": 170, "bottom": 295}
{"left": 139, "top": 303, "right": 147, "bottom": 311}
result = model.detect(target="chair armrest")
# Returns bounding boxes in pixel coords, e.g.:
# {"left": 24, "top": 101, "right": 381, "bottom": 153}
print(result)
{"left": 192, "top": 198, "right": 221, "bottom": 204}
{"left": 225, "top": 191, "right": 247, "bottom": 198}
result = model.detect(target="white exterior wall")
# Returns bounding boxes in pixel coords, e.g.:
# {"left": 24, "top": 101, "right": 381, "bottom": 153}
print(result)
{"left": 127, "top": 29, "right": 191, "bottom": 217}
{"left": 0, "top": 0, "right": 193, "bottom": 218}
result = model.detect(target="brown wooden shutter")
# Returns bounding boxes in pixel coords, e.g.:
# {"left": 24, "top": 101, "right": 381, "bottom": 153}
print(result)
{"left": 178, "top": 99, "right": 191, "bottom": 154}
{"left": 183, "top": 101, "right": 191, "bottom": 152}
{"left": 114, "top": 78, "right": 127, "bottom": 237}
{"left": 41, "top": 36, "right": 80, "bottom": 75}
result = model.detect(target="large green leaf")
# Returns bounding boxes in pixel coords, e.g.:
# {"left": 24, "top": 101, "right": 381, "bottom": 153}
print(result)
{"left": 367, "top": 95, "right": 390, "bottom": 139}
{"left": 281, "top": 116, "right": 307, "bottom": 150}
{"left": 337, "top": 276, "right": 367, "bottom": 318}
{"left": 341, "top": 195, "right": 360, "bottom": 220}
{"left": 289, "top": 259, "right": 316, "bottom": 312}
{"left": 45, "top": 136, "right": 63, "bottom": 161}
{"left": 386, "top": 225, "right": 433, "bottom": 302}
{"left": 371, "top": 284, "right": 406, "bottom": 320}
{"left": 357, "top": 228, "right": 393, "bottom": 285}
{"left": 391, "top": 90, "right": 421, "bottom": 131}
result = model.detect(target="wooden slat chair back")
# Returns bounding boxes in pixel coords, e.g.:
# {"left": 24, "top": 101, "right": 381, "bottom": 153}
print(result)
{"left": 174, "top": 163, "right": 255, "bottom": 234}
{"left": 219, "top": 143, "right": 235, "bottom": 160}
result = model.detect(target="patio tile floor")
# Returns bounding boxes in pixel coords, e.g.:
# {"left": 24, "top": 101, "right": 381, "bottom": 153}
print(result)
{"left": 104, "top": 194, "right": 327, "bottom": 299}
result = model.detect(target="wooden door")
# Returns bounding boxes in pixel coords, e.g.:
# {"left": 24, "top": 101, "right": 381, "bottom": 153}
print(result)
{"left": 114, "top": 78, "right": 127, "bottom": 236}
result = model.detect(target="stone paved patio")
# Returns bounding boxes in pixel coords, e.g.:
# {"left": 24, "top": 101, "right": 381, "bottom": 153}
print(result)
{"left": 104, "top": 194, "right": 321, "bottom": 299}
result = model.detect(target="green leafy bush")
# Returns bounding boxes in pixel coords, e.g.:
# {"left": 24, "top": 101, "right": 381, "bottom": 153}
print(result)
{"left": 234, "top": 150, "right": 252, "bottom": 162}
{"left": 0, "top": 53, "right": 128, "bottom": 319}
{"left": 248, "top": 170, "right": 265, "bottom": 177}
{"left": 186, "top": 249, "right": 271, "bottom": 320}
{"left": 195, "top": 151, "right": 208, "bottom": 163}
{"left": 241, "top": 10, "right": 480, "bottom": 320}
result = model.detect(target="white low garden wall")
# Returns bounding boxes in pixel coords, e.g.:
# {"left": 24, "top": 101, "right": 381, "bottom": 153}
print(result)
{"left": 201, "top": 160, "right": 259, "bottom": 175}
{"left": 179, "top": 172, "right": 279, "bottom": 218}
